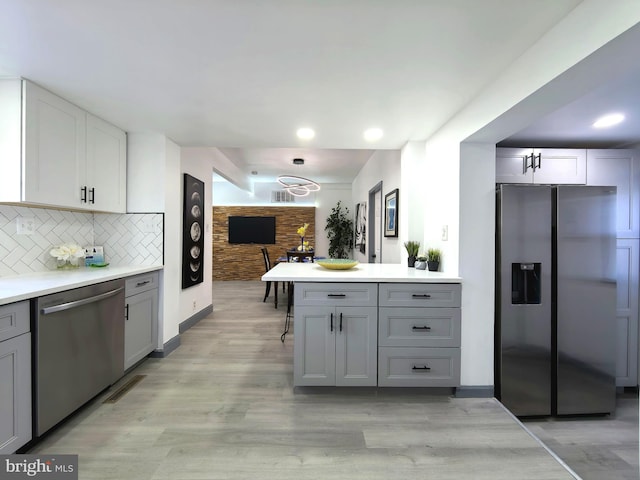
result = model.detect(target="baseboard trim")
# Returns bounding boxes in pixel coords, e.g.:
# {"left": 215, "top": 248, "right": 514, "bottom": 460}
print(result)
{"left": 179, "top": 304, "right": 213, "bottom": 333}
{"left": 150, "top": 334, "right": 181, "bottom": 358}
{"left": 455, "top": 386, "right": 494, "bottom": 398}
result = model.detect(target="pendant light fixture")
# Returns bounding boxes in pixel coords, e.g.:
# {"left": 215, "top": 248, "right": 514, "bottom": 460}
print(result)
{"left": 277, "top": 175, "right": 321, "bottom": 197}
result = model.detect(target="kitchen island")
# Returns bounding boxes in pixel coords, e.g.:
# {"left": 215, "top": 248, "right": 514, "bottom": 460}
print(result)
{"left": 262, "top": 262, "right": 462, "bottom": 388}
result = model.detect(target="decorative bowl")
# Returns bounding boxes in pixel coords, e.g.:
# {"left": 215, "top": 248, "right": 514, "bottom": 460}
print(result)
{"left": 316, "top": 259, "right": 359, "bottom": 270}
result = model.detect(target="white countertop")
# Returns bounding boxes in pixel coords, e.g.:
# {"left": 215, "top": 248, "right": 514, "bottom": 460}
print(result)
{"left": 262, "top": 262, "right": 461, "bottom": 283}
{"left": 0, "top": 265, "right": 164, "bottom": 306}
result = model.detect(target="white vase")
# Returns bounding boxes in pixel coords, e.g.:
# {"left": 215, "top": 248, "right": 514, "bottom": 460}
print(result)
{"left": 415, "top": 261, "right": 427, "bottom": 270}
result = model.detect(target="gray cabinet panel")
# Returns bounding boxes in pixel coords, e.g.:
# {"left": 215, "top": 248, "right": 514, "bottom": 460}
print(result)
{"left": 125, "top": 288, "right": 158, "bottom": 370}
{"left": 379, "top": 307, "right": 460, "bottom": 348}
{"left": 0, "top": 301, "right": 30, "bottom": 343}
{"left": 295, "top": 283, "right": 377, "bottom": 307}
{"left": 379, "top": 283, "right": 460, "bottom": 308}
{"left": 294, "top": 306, "right": 335, "bottom": 386}
{"left": 378, "top": 347, "right": 460, "bottom": 387}
{"left": 0, "top": 332, "right": 31, "bottom": 454}
{"left": 614, "top": 239, "right": 639, "bottom": 386}
{"left": 586, "top": 149, "right": 640, "bottom": 238}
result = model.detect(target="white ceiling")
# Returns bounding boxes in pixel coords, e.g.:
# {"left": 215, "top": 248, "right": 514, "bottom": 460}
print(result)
{"left": 4, "top": 0, "right": 630, "bottom": 184}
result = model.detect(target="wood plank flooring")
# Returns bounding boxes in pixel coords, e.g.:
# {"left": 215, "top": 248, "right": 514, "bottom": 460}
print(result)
{"left": 28, "top": 281, "right": 584, "bottom": 479}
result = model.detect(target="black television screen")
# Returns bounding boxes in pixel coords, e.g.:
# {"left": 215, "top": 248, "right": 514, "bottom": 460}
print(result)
{"left": 228, "top": 216, "right": 276, "bottom": 244}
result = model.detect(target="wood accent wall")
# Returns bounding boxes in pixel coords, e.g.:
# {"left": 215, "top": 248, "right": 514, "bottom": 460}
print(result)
{"left": 212, "top": 206, "right": 316, "bottom": 280}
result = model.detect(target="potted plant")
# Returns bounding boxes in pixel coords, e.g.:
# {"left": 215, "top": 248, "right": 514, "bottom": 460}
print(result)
{"left": 404, "top": 241, "right": 420, "bottom": 267}
{"left": 325, "top": 201, "right": 354, "bottom": 259}
{"left": 427, "top": 248, "right": 441, "bottom": 272}
{"left": 415, "top": 254, "right": 428, "bottom": 270}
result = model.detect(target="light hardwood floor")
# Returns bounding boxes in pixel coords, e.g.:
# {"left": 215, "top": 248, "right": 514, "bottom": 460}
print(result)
{"left": 29, "top": 281, "right": 611, "bottom": 479}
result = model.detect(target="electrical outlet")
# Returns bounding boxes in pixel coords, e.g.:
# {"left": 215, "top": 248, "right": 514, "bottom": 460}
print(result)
{"left": 16, "top": 217, "right": 35, "bottom": 235}
{"left": 441, "top": 225, "right": 449, "bottom": 241}
{"left": 192, "top": 300, "right": 197, "bottom": 311}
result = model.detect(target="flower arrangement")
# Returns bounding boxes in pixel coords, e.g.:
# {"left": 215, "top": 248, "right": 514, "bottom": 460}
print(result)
{"left": 297, "top": 223, "right": 310, "bottom": 251}
{"left": 50, "top": 243, "right": 84, "bottom": 269}
{"left": 297, "top": 223, "right": 309, "bottom": 238}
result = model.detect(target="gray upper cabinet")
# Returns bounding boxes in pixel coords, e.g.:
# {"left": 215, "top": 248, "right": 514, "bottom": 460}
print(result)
{"left": 586, "top": 149, "right": 640, "bottom": 238}
{"left": 496, "top": 148, "right": 586, "bottom": 185}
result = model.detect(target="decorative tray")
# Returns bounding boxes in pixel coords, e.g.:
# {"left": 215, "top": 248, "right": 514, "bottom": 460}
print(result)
{"left": 316, "top": 259, "right": 359, "bottom": 270}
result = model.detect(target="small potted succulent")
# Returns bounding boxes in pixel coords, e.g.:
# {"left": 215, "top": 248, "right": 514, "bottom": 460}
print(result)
{"left": 415, "top": 254, "right": 428, "bottom": 270}
{"left": 404, "top": 241, "right": 420, "bottom": 267}
{"left": 427, "top": 248, "right": 441, "bottom": 272}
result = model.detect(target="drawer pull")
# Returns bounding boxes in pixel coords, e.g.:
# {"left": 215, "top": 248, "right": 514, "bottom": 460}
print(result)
{"left": 412, "top": 365, "right": 431, "bottom": 372}
{"left": 327, "top": 294, "right": 346, "bottom": 298}
{"left": 412, "top": 294, "right": 431, "bottom": 299}
{"left": 136, "top": 280, "right": 151, "bottom": 287}
{"left": 412, "top": 326, "right": 431, "bottom": 331}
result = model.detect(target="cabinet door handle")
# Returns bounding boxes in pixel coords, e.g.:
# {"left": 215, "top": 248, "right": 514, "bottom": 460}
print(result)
{"left": 534, "top": 153, "right": 541, "bottom": 170}
{"left": 89, "top": 187, "right": 95, "bottom": 204}
{"left": 80, "top": 186, "right": 87, "bottom": 203}
{"left": 327, "top": 294, "right": 346, "bottom": 298}
{"left": 411, "top": 294, "right": 431, "bottom": 299}
{"left": 339, "top": 312, "right": 343, "bottom": 332}
{"left": 330, "top": 312, "right": 333, "bottom": 332}
{"left": 125, "top": 304, "right": 129, "bottom": 320}
{"left": 412, "top": 365, "right": 431, "bottom": 372}
{"left": 412, "top": 325, "right": 431, "bottom": 331}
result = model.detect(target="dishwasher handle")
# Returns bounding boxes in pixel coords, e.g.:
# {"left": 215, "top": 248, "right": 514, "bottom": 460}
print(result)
{"left": 40, "top": 286, "right": 124, "bottom": 315}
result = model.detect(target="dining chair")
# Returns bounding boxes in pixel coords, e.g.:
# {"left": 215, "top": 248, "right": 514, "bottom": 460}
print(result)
{"left": 261, "top": 247, "right": 278, "bottom": 308}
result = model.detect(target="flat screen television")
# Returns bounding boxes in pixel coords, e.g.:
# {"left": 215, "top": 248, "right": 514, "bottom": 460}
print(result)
{"left": 228, "top": 216, "right": 276, "bottom": 244}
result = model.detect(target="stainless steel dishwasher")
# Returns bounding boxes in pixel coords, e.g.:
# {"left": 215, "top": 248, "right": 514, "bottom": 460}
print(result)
{"left": 34, "top": 279, "right": 125, "bottom": 437}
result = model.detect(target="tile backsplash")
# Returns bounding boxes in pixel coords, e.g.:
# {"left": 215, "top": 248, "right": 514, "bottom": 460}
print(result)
{"left": 0, "top": 205, "right": 163, "bottom": 276}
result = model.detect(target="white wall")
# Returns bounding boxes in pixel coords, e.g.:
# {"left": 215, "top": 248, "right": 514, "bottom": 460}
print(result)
{"left": 128, "top": 133, "right": 207, "bottom": 349}
{"left": 422, "top": 4, "right": 640, "bottom": 387}
{"left": 401, "top": 141, "right": 428, "bottom": 261}
{"left": 352, "top": 150, "right": 401, "bottom": 264}
{"left": 212, "top": 180, "right": 316, "bottom": 206}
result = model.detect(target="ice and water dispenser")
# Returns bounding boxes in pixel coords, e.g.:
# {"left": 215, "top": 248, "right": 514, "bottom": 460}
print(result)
{"left": 511, "top": 263, "right": 541, "bottom": 304}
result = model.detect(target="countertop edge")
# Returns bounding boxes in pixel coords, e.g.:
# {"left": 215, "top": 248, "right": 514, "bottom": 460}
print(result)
{"left": 261, "top": 263, "right": 462, "bottom": 283}
{"left": 0, "top": 265, "right": 164, "bottom": 306}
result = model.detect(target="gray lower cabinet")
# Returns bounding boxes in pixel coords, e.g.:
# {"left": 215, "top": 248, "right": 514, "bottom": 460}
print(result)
{"left": 378, "top": 283, "right": 461, "bottom": 387}
{"left": 124, "top": 272, "right": 159, "bottom": 370}
{"left": 294, "top": 283, "right": 377, "bottom": 386}
{"left": 0, "top": 301, "right": 31, "bottom": 453}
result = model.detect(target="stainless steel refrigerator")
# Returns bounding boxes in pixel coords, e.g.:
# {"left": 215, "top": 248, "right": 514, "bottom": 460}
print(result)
{"left": 495, "top": 184, "right": 617, "bottom": 416}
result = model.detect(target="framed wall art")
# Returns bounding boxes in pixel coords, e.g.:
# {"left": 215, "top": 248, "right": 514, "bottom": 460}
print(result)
{"left": 182, "top": 173, "right": 205, "bottom": 289}
{"left": 384, "top": 188, "right": 398, "bottom": 237}
{"left": 355, "top": 201, "right": 367, "bottom": 254}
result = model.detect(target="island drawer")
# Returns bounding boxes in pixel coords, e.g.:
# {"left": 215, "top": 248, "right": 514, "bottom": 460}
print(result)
{"left": 378, "top": 347, "right": 460, "bottom": 387}
{"left": 379, "top": 283, "right": 460, "bottom": 308}
{"left": 295, "top": 283, "right": 377, "bottom": 307}
{"left": 125, "top": 271, "right": 159, "bottom": 296}
{"left": 0, "top": 300, "right": 30, "bottom": 342}
{"left": 379, "top": 307, "right": 460, "bottom": 348}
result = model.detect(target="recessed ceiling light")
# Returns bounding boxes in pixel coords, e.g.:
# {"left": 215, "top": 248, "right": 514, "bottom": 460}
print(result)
{"left": 593, "top": 113, "right": 625, "bottom": 128}
{"left": 296, "top": 127, "right": 315, "bottom": 140}
{"left": 364, "top": 127, "right": 383, "bottom": 142}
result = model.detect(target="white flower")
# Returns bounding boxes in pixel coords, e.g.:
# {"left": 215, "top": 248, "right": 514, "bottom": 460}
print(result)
{"left": 50, "top": 243, "right": 84, "bottom": 261}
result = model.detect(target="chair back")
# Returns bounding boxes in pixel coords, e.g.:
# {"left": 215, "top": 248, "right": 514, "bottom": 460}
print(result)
{"left": 261, "top": 247, "right": 271, "bottom": 272}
